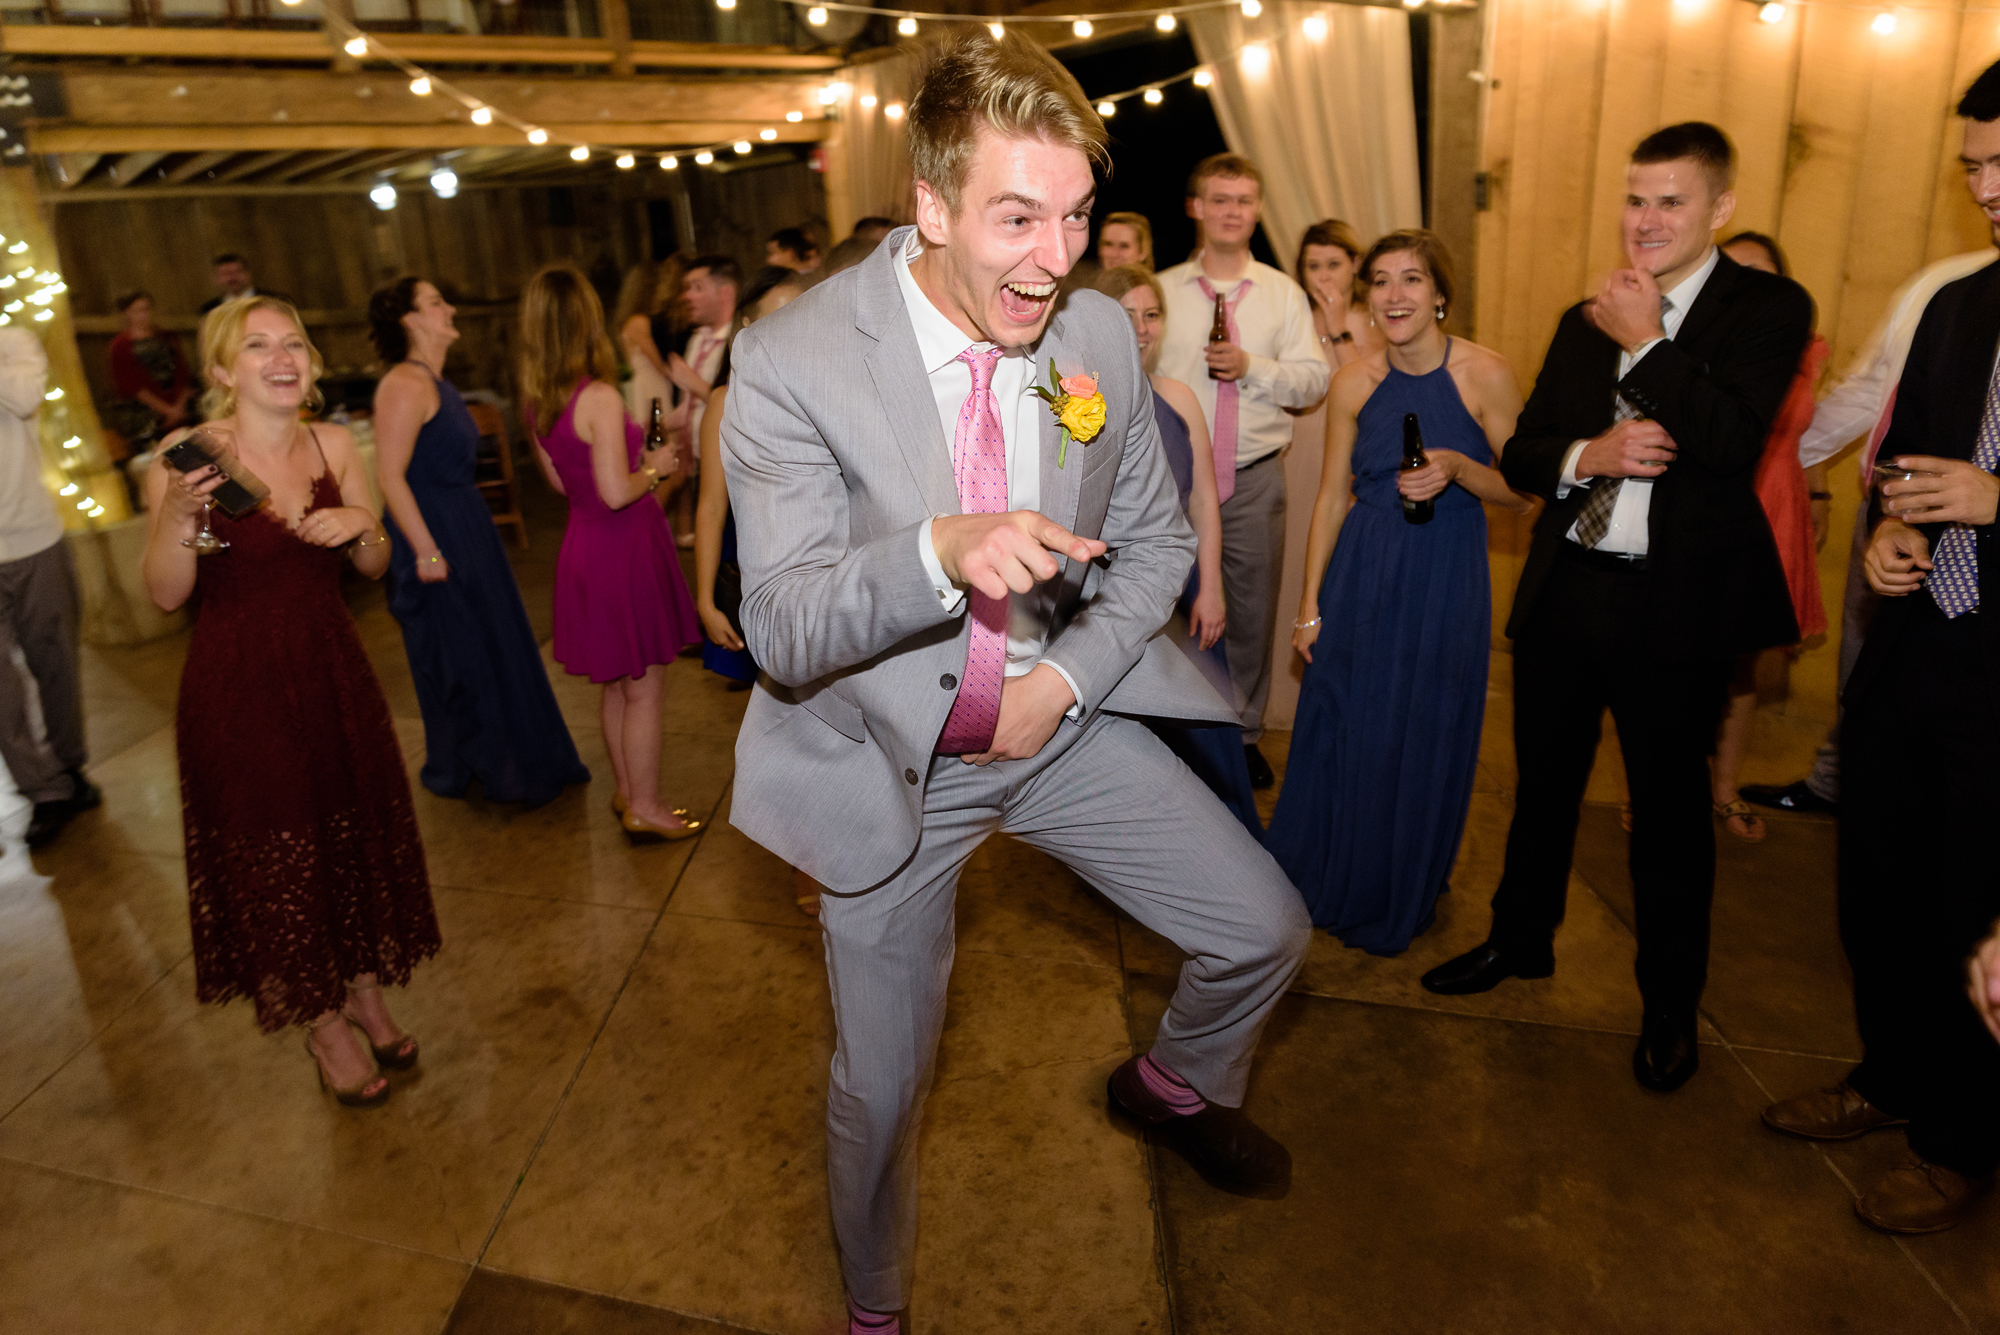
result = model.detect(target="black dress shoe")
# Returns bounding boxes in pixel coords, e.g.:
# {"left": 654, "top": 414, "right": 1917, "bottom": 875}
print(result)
{"left": 64, "top": 769, "right": 101, "bottom": 812}
{"left": 1633, "top": 1015, "right": 1700, "bottom": 1092}
{"left": 1107, "top": 1057, "right": 1291, "bottom": 1199}
{"left": 25, "top": 799, "right": 74, "bottom": 849}
{"left": 1419, "top": 942, "right": 1554, "bottom": 995}
{"left": 1244, "top": 744, "right": 1275, "bottom": 790}
{"left": 1738, "top": 780, "right": 1836, "bottom": 816}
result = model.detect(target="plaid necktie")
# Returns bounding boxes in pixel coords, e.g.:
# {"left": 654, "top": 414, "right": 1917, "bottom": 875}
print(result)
{"left": 1572, "top": 295, "right": 1672, "bottom": 550}
{"left": 1926, "top": 353, "right": 2000, "bottom": 618}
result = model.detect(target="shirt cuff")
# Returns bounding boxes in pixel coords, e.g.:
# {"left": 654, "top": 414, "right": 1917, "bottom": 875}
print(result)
{"left": 1042, "top": 659, "right": 1086, "bottom": 722}
{"left": 1557, "top": 440, "right": 1590, "bottom": 498}
{"left": 1626, "top": 336, "right": 1666, "bottom": 366}
{"left": 919, "top": 516, "right": 966, "bottom": 614}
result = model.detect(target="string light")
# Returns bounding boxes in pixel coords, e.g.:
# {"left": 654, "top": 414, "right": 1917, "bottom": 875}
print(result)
{"left": 1241, "top": 0, "right": 1261, "bottom": 16}
{"left": 662, "top": 155, "right": 679, "bottom": 170}
{"left": 343, "top": 35, "right": 369, "bottom": 57}
{"left": 616, "top": 152, "right": 636, "bottom": 169}
{"left": 527, "top": 127, "right": 549, "bottom": 144}
{"left": 695, "top": 150, "right": 715, "bottom": 164}
{"left": 1156, "top": 12, "right": 1177, "bottom": 30}
{"left": 1096, "top": 99, "right": 1116, "bottom": 115}
{"left": 884, "top": 101, "right": 905, "bottom": 120}
{"left": 1870, "top": 9, "right": 1896, "bottom": 32}
{"left": 819, "top": 83, "right": 840, "bottom": 104}
{"left": 787, "top": 110, "right": 804, "bottom": 121}
{"left": 861, "top": 93, "right": 879, "bottom": 108}
{"left": 898, "top": 15, "right": 918, "bottom": 33}
{"left": 1193, "top": 68, "right": 1213, "bottom": 87}
{"left": 717, "top": 0, "right": 736, "bottom": 8}
{"left": 735, "top": 140, "right": 753, "bottom": 153}
{"left": 807, "top": 4, "right": 827, "bottom": 20}
{"left": 989, "top": 20, "right": 1005, "bottom": 37}
{"left": 429, "top": 163, "right": 458, "bottom": 198}
{"left": 1144, "top": 86, "right": 1164, "bottom": 104}
{"left": 569, "top": 144, "right": 590, "bottom": 161}
{"left": 470, "top": 105, "right": 493, "bottom": 125}
{"left": 1241, "top": 41, "right": 1271, "bottom": 75}
{"left": 1758, "top": 1, "right": 1785, "bottom": 19}
{"left": 409, "top": 75, "right": 431, "bottom": 95}
{"left": 1073, "top": 18, "right": 1094, "bottom": 35}
{"left": 760, "top": 127, "right": 779, "bottom": 140}
{"left": 369, "top": 181, "right": 397, "bottom": 209}
{"left": 1302, "top": 12, "right": 1326, "bottom": 38}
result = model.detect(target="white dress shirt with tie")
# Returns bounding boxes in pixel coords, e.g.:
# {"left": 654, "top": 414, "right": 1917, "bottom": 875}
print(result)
{"left": 898, "top": 235, "right": 1084, "bottom": 708}
{"left": 1557, "top": 245, "right": 1721, "bottom": 555}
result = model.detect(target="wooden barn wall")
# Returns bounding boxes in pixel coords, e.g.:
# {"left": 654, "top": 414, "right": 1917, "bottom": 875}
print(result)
{"left": 51, "top": 157, "right": 826, "bottom": 413}
{"left": 1470, "top": 0, "right": 2000, "bottom": 777}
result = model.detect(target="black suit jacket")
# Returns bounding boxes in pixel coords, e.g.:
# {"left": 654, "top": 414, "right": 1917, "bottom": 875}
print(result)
{"left": 1844, "top": 260, "right": 2000, "bottom": 708}
{"left": 1499, "top": 250, "right": 1811, "bottom": 658}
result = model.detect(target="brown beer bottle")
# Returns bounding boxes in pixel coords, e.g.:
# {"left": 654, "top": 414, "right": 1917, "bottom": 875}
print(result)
{"left": 1401, "top": 413, "right": 1434, "bottom": 525}
{"left": 646, "top": 397, "right": 666, "bottom": 457}
{"left": 1207, "top": 292, "right": 1230, "bottom": 380}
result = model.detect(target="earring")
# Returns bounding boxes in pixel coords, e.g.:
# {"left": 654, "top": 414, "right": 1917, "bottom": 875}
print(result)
{"left": 1435, "top": 305, "right": 1446, "bottom": 322}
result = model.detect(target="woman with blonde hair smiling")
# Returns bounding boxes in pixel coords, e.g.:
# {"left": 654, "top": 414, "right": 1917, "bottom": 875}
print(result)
{"left": 521, "top": 262, "right": 702, "bottom": 843}
{"left": 142, "top": 296, "right": 438, "bottom": 1109}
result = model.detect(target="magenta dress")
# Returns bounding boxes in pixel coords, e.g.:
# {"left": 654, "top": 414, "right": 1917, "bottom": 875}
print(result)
{"left": 540, "top": 380, "right": 700, "bottom": 682}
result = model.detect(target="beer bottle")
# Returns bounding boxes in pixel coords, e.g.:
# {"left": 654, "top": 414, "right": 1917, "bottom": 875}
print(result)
{"left": 645, "top": 397, "right": 667, "bottom": 473}
{"left": 1207, "top": 292, "right": 1230, "bottom": 380}
{"left": 1400, "top": 413, "right": 1434, "bottom": 526}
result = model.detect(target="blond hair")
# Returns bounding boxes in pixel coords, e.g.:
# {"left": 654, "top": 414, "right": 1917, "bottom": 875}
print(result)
{"left": 198, "top": 296, "right": 324, "bottom": 420}
{"left": 518, "top": 262, "right": 620, "bottom": 438}
{"left": 1092, "top": 263, "right": 1167, "bottom": 372}
{"left": 907, "top": 30, "right": 1109, "bottom": 214}
{"left": 1099, "top": 211, "right": 1154, "bottom": 269}
{"left": 1186, "top": 152, "right": 1264, "bottom": 199}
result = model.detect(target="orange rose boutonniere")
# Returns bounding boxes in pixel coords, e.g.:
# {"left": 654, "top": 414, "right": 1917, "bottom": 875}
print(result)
{"left": 1033, "top": 362, "right": 1107, "bottom": 467}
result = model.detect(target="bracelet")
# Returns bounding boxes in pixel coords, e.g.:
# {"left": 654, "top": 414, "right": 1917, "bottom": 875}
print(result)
{"left": 424, "top": 552, "right": 443, "bottom": 565}
{"left": 639, "top": 465, "right": 660, "bottom": 488}
{"left": 1294, "top": 616, "right": 1322, "bottom": 631}
{"left": 353, "top": 530, "right": 387, "bottom": 550}
{"left": 1809, "top": 490, "right": 1833, "bottom": 500}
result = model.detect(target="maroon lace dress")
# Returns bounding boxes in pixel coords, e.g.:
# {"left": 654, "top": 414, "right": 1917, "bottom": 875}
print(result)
{"left": 178, "top": 464, "right": 439, "bottom": 1032}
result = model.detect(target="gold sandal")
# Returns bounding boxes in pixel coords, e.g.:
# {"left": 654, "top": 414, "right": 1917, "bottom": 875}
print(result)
{"left": 622, "top": 810, "right": 703, "bottom": 844}
{"left": 306, "top": 1015, "right": 389, "bottom": 1107}
{"left": 340, "top": 982, "right": 419, "bottom": 1071}
{"left": 1714, "top": 799, "right": 1767, "bottom": 843}
{"left": 613, "top": 794, "right": 690, "bottom": 819}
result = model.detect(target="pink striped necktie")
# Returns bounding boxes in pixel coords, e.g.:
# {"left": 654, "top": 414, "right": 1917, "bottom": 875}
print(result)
{"left": 1196, "top": 275, "right": 1248, "bottom": 505}
{"left": 935, "top": 346, "right": 1010, "bottom": 755}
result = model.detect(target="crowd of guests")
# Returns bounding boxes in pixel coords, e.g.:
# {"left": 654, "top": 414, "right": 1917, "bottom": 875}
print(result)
{"left": 1, "top": 47, "right": 1987, "bottom": 1330}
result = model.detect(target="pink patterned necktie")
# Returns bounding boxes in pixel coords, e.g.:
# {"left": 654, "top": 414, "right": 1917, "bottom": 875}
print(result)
{"left": 935, "top": 346, "right": 1009, "bottom": 755}
{"left": 1195, "top": 276, "right": 1248, "bottom": 506}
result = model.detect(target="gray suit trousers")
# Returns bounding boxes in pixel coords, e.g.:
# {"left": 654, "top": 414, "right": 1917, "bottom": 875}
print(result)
{"left": 1218, "top": 454, "right": 1287, "bottom": 743}
{"left": 0, "top": 540, "right": 83, "bottom": 804}
{"left": 819, "top": 710, "right": 1309, "bottom": 1312}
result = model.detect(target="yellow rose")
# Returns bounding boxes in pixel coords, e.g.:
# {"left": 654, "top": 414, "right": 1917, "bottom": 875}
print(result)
{"left": 1057, "top": 392, "right": 1107, "bottom": 443}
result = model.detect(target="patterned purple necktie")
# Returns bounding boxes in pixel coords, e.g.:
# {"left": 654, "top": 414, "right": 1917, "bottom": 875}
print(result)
{"left": 1195, "top": 276, "right": 1247, "bottom": 506}
{"left": 935, "top": 346, "right": 1009, "bottom": 754}
{"left": 1927, "top": 352, "right": 2000, "bottom": 618}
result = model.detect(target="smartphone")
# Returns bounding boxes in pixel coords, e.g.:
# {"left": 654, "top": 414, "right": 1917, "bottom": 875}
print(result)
{"left": 163, "top": 435, "right": 269, "bottom": 519}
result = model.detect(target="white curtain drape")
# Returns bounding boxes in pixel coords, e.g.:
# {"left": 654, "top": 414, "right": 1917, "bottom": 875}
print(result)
{"left": 829, "top": 52, "right": 920, "bottom": 236}
{"left": 1187, "top": 4, "right": 1424, "bottom": 267}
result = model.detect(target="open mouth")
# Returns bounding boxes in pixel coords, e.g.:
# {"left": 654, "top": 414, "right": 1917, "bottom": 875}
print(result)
{"left": 264, "top": 371, "right": 300, "bottom": 388}
{"left": 999, "top": 279, "right": 1057, "bottom": 325}
{"left": 1380, "top": 305, "right": 1416, "bottom": 329}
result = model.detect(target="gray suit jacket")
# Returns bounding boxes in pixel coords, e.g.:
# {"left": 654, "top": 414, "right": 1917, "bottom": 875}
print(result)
{"left": 720, "top": 229, "right": 1237, "bottom": 890}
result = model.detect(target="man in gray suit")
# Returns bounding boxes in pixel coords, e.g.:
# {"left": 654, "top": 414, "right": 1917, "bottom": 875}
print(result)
{"left": 722, "top": 34, "right": 1309, "bottom": 1334}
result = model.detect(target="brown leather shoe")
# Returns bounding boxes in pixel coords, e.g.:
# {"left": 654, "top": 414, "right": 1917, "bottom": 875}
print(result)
{"left": 1855, "top": 1154, "right": 1991, "bottom": 1234}
{"left": 1761, "top": 1082, "right": 1907, "bottom": 1141}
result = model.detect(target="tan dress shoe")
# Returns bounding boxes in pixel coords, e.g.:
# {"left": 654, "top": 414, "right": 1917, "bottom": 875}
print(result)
{"left": 1856, "top": 1154, "right": 1991, "bottom": 1234}
{"left": 1761, "top": 1082, "right": 1907, "bottom": 1140}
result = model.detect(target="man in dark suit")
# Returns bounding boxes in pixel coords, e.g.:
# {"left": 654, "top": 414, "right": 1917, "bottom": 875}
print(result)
{"left": 1760, "top": 64, "right": 2000, "bottom": 1235}
{"left": 1421, "top": 123, "right": 1811, "bottom": 1094}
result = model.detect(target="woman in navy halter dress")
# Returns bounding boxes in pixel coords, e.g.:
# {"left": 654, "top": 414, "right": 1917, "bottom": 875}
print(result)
{"left": 371, "top": 278, "right": 589, "bottom": 808}
{"left": 1266, "top": 233, "right": 1528, "bottom": 955}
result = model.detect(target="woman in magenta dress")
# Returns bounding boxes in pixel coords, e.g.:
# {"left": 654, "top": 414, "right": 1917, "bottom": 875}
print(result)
{"left": 520, "top": 262, "right": 703, "bottom": 843}
{"left": 141, "top": 297, "right": 436, "bottom": 1109}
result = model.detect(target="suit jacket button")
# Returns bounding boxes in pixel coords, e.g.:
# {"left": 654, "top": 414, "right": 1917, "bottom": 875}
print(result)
{"left": 940, "top": 673, "right": 957, "bottom": 690}
{"left": 905, "top": 768, "right": 920, "bottom": 785}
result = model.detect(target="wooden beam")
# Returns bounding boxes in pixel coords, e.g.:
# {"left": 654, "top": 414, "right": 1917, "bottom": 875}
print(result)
{"left": 268, "top": 149, "right": 369, "bottom": 182}
{"left": 28, "top": 120, "right": 832, "bottom": 152}
{"left": 162, "top": 151, "right": 235, "bottom": 184}
{"left": 106, "top": 150, "right": 167, "bottom": 187}
{"left": 50, "top": 152, "right": 101, "bottom": 189}
{"left": 210, "top": 150, "right": 305, "bottom": 183}
{"left": 308, "top": 148, "right": 428, "bottom": 183}
{"left": 598, "top": 0, "right": 635, "bottom": 78}
{"left": 50, "top": 70, "right": 826, "bottom": 130}
{"left": 0, "top": 25, "right": 846, "bottom": 70}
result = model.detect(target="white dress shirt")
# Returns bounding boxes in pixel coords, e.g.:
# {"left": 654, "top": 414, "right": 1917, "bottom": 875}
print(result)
{"left": 1154, "top": 257, "right": 1329, "bottom": 468}
{"left": 1796, "top": 249, "right": 1997, "bottom": 472}
{"left": 898, "top": 236, "right": 1080, "bottom": 703}
{"left": 681, "top": 322, "right": 731, "bottom": 441}
{"left": 1557, "top": 246, "right": 1721, "bottom": 555}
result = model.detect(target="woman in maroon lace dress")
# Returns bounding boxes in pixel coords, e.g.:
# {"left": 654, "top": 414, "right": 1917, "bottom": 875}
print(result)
{"left": 141, "top": 297, "right": 438, "bottom": 1108}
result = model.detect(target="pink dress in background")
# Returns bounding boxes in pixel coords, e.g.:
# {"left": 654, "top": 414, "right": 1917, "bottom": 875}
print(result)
{"left": 538, "top": 380, "right": 700, "bottom": 683}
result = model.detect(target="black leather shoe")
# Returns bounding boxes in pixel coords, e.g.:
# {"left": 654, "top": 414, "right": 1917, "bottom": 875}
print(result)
{"left": 1633, "top": 1015, "right": 1700, "bottom": 1092}
{"left": 64, "top": 769, "right": 101, "bottom": 813}
{"left": 1419, "top": 942, "right": 1554, "bottom": 995}
{"left": 1107, "top": 1057, "right": 1291, "bottom": 1199}
{"left": 1738, "top": 780, "right": 1836, "bottom": 816}
{"left": 1244, "top": 744, "right": 1275, "bottom": 790}
{"left": 25, "top": 799, "right": 74, "bottom": 849}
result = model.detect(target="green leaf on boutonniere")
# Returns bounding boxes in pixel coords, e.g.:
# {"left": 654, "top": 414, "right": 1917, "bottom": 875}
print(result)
{"left": 1047, "top": 360, "right": 1062, "bottom": 396}
{"left": 1057, "top": 425, "right": 1073, "bottom": 469}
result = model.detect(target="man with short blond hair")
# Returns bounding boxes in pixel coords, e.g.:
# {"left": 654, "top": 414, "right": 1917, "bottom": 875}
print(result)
{"left": 724, "top": 34, "right": 1307, "bottom": 1334}
{"left": 1156, "top": 151, "right": 1329, "bottom": 786}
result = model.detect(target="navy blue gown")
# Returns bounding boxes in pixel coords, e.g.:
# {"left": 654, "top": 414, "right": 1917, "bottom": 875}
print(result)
{"left": 385, "top": 375, "right": 590, "bottom": 807}
{"left": 1146, "top": 388, "right": 1262, "bottom": 840}
{"left": 1265, "top": 343, "right": 1491, "bottom": 954}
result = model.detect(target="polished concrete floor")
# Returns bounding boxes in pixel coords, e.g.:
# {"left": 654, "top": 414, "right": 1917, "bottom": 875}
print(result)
{"left": 2, "top": 495, "right": 1994, "bottom": 1334}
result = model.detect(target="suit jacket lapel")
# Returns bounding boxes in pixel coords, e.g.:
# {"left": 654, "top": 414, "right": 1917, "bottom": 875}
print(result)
{"left": 1035, "top": 321, "right": 1082, "bottom": 533}
{"left": 854, "top": 231, "right": 960, "bottom": 517}
{"left": 1943, "top": 262, "right": 2000, "bottom": 459}
{"left": 1663, "top": 250, "right": 1741, "bottom": 357}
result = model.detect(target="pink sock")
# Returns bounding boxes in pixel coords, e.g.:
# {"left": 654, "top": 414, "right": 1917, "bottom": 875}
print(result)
{"left": 849, "top": 1298, "right": 899, "bottom": 1335}
{"left": 1138, "top": 1052, "right": 1207, "bottom": 1115}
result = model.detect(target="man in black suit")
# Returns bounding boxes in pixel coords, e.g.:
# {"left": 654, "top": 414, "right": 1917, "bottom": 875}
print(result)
{"left": 1421, "top": 123, "right": 1810, "bottom": 1095}
{"left": 1760, "top": 64, "right": 2000, "bottom": 1235}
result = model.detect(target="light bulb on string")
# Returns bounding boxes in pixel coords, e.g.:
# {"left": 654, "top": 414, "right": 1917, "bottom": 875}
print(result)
{"left": 1156, "top": 13, "right": 1176, "bottom": 31}
{"left": 883, "top": 102, "right": 905, "bottom": 120}
{"left": 409, "top": 75, "right": 432, "bottom": 95}
{"left": 7, "top": 242, "right": 25, "bottom": 255}
{"left": 1143, "top": 87, "right": 1163, "bottom": 105}
{"left": 1241, "top": 41, "right": 1270, "bottom": 76}
{"left": 760, "top": 127, "right": 778, "bottom": 141}
{"left": 31, "top": 310, "right": 49, "bottom": 323}
{"left": 1870, "top": 10, "right": 1896, "bottom": 33}
{"left": 695, "top": 150, "right": 714, "bottom": 164}
{"left": 1096, "top": 99, "right": 1116, "bottom": 116}
{"left": 470, "top": 105, "right": 493, "bottom": 125}
{"left": 1401, "top": 0, "right": 1424, "bottom": 9}
{"left": 735, "top": 140, "right": 753, "bottom": 154}
{"left": 988, "top": 21, "right": 1005, "bottom": 38}
{"left": 717, "top": 0, "right": 736, "bottom": 9}
{"left": 616, "top": 152, "right": 636, "bottom": 169}
{"left": 897, "top": 15, "right": 917, "bottom": 34}
{"left": 661, "top": 155, "right": 679, "bottom": 170}
{"left": 343, "top": 35, "right": 368, "bottom": 57}
{"left": 1303, "top": 13, "right": 1326, "bottom": 39}
{"left": 1073, "top": 19, "right": 1093, "bottom": 36}
{"left": 818, "top": 83, "right": 839, "bottom": 105}
{"left": 1241, "top": 0, "right": 1261, "bottom": 17}
{"left": 370, "top": 181, "right": 397, "bottom": 210}
{"left": 527, "top": 127, "right": 549, "bottom": 144}
{"left": 1193, "top": 68, "right": 1213, "bottom": 88}
{"left": 429, "top": 164, "right": 458, "bottom": 198}
{"left": 861, "top": 93, "right": 878, "bottom": 108}
{"left": 1757, "top": 2, "right": 1784, "bottom": 20}
{"left": 570, "top": 145, "right": 590, "bottom": 161}
{"left": 786, "top": 110, "right": 803, "bottom": 122}
{"left": 807, "top": 5, "right": 827, "bottom": 23}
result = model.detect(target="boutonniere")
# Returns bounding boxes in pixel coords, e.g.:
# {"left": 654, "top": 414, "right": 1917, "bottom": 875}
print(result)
{"left": 1032, "top": 361, "right": 1106, "bottom": 467}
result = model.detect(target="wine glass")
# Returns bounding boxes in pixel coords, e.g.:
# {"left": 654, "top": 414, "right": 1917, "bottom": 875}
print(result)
{"left": 177, "top": 424, "right": 238, "bottom": 555}
{"left": 183, "top": 498, "right": 228, "bottom": 555}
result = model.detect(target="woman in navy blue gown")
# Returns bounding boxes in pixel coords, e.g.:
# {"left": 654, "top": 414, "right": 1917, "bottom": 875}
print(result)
{"left": 1096, "top": 265, "right": 1261, "bottom": 839}
{"left": 1266, "top": 232, "right": 1529, "bottom": 953}
{"left": 370, "top": 277, "right": 590, "bottom": 807}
